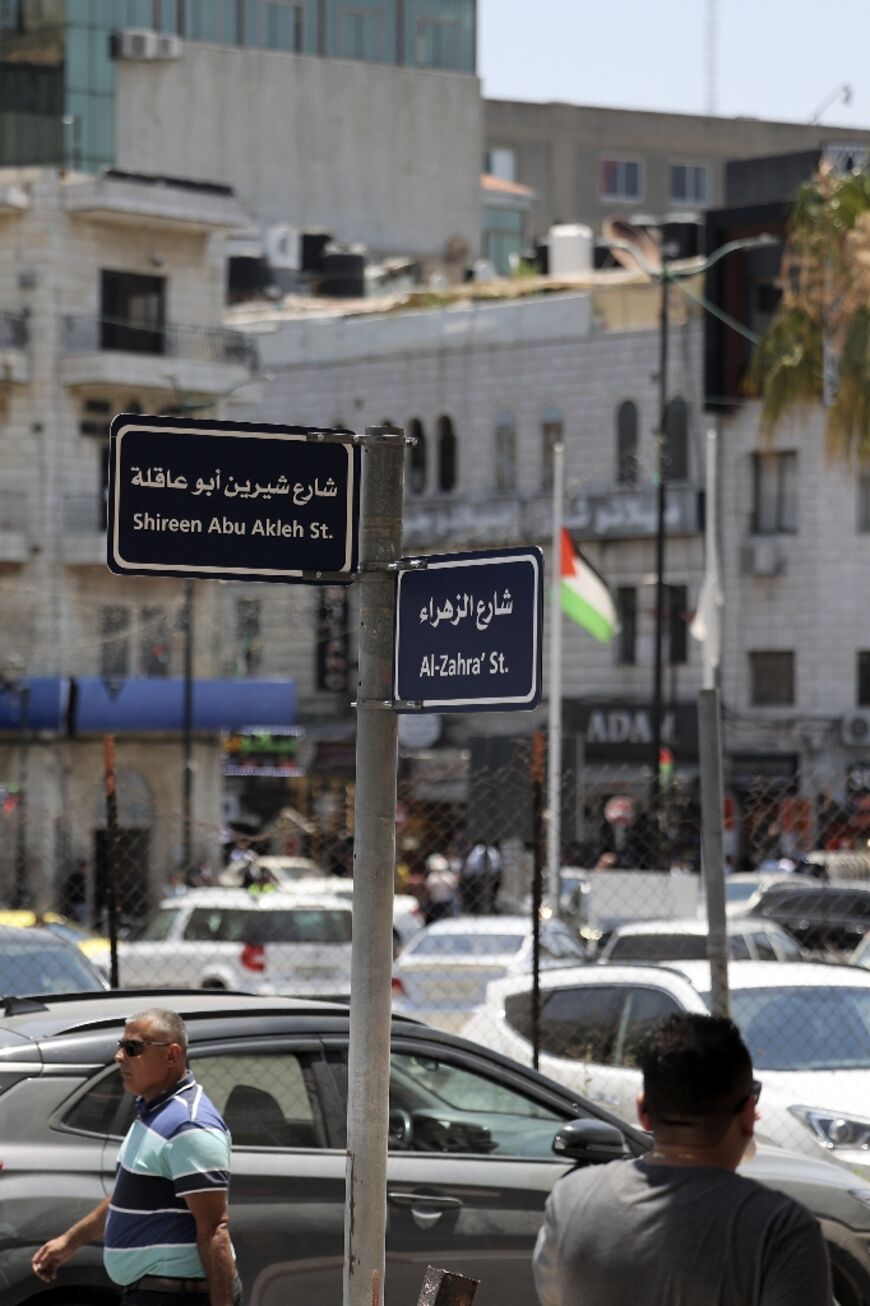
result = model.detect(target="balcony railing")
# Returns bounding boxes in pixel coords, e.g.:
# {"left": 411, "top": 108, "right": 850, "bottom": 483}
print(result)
{"left": 0, "top": 310, "right": 28, "bottom": 349}
{"left": 61, "top": 315, "right": 258, "bottom": 370}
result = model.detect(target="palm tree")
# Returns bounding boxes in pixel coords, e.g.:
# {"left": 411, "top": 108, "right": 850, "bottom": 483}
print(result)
{"left": 747, "top": 164, "right": 870, "bottom": 461}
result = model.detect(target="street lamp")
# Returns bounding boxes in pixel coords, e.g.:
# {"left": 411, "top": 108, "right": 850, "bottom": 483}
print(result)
{"left": 602, "top": 228, "right": 777, "bottom": 863}
{"left": 0, "top": 659, "right": 30, "bottom": 908}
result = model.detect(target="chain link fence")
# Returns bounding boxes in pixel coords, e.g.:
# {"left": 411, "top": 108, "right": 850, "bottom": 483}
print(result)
{"left": 0, "top": 741, "right": 868, "bottom": 1165}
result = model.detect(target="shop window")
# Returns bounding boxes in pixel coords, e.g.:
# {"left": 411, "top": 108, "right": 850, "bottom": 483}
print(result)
{"left": 437, "top": 415, "right": 457, "bottom": 493}
{"left": 494, "top": 411, "right": 516, "bottom": 493}
{"left": 663, "top": 396, "right": 689, "bottom": 481}
{"left": 540, "top": 404, "right": 563, "bottom": 491}
{"left": 407, "top": 418, "right": 426, "bottom": 495}
{"left": 616, "top": 587, "right": 636, "bottom": 665}
{"left": 751, "top": 451, "right": 798, "bottom": 534}
{"left": 616, "top": 400, "right": 638, "bottom": 484}
{"left": 749, "top": 651, "right": 795, "bottom": 706}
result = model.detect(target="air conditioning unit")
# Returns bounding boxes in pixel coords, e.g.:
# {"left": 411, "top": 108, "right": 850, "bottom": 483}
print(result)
{"left": 118, "top": 29, "right": 160, "bottom": 60}
{"left": 264, "top": 224, "right": 299, "bottom": 271}
{"left": 155, "top": 33, "right": 183, "bottom": 59}
{"left": 740, "top": 539, "right": 786, "bottom": 577}
{"left": 842, "top": 714, "right": 870, "bottom": 747}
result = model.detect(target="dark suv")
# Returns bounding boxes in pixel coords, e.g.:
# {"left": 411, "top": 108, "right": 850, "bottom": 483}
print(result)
{"left": 1, "top": 992, "right": 869, "bottom": 1306}
{"left": 743, "top": 880, "right": 870, "bottom": 955}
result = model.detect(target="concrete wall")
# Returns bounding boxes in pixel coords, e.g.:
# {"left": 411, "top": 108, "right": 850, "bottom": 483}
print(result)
{"left": 115, "top": 45, "right": 483, "bottom": 259}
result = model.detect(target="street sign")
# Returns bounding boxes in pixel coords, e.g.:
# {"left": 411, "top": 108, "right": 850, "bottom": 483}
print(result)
{"left": 394, "top": 546, "right": 543, "bottom": 712}
{"left": 107, "top": 413, "right": 360, "bottom": 583}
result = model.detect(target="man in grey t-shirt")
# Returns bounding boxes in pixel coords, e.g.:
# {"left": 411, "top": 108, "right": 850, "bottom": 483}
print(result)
{"left": 533, "top": 1013, "right": 832, "bottom": 1306}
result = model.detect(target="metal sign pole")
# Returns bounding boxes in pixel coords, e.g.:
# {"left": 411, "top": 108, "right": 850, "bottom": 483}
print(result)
{"left": 699, "top": 686, "right": 729, "bottom": 1017}
{"left": 344, "top": 425, "right": 406, "bottom": 1306}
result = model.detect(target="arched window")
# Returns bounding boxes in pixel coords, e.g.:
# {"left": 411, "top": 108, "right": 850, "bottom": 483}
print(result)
{"left": 616, "top": 400, "right": 638, "bottom": 484}
{"left": 437, "top": 415, "right": 457, "bottom": 493}
{"left": 663, "top": 397, "right": 689, "bottom": 481}
{"left": 494, "top": 411, "right": 517, "bottom": 493}
{"left": 407, "top": 418, "right": 426, "bottom": 495}
{"left": 541, "top": 404, "right": 563, "bottom": 490}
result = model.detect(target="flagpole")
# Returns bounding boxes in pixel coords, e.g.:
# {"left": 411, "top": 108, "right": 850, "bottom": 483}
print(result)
{"left": 547, "top": 442, "right": 564, "bottom": 912}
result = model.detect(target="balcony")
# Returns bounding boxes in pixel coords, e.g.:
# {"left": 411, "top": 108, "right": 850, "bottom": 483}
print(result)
{"left": 0, "top": 310, "right": 29, "bottom": 384}
{"left": 59, "top": 315, "right": 258, "bottom": 395}
{"left": 0, "top": 491, "right": 29, "bottom": 562}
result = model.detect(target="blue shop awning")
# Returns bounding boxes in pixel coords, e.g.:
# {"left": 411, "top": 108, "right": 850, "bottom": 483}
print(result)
{"left": 73, "top": 678, "right": 295, "bottom": 733}
{"left": 0, "top": 678, "right": 70, "bottom": 732}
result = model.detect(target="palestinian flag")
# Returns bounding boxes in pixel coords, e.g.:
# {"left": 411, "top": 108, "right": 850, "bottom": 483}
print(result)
{"left": 560, "top": 528, "right": 619, "bottom": 643}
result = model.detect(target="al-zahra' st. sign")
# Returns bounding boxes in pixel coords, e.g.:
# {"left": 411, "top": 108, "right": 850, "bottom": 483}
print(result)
{"left": 565, "top": 702, "right": 699, "bottom": 760}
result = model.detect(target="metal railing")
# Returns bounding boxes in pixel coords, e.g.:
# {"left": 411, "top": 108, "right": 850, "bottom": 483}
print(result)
{"left": 0, "top": 310, "right": 28, "bottom": 349}
{"left": 61, "top": 315, "right": 258, "bottom": 370}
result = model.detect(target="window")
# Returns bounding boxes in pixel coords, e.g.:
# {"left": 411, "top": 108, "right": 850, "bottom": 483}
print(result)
{"left": 616, "top": 587, "right": 636, "bottom": 665}
{"left": 485, "top": 148, "right": 516, "bottom": 183}
{"left": 416, "top": 16, "right": 458, "bottom": 68}
{"left": 663, "top": 396, "right": 689, "bottom": 481}
{"left": 437, "top": 415, "right": 457, "bottom": 492}
{"left": 616, "top": 988, "right": 683, "bottom": 1067}
{"left": 751, "top": 451, "right": 798, "bottom": 534}
{"left": 858, "top": 472, "right": 870, "bottom": 531}
{"left": 256, "top": 0, "right": 305, "bottom": 51}
{"left": 63, "top": 1070, "right": 127, "bottom": 1137}
{"left": 407, "top": 418, "right": 426, "bottom": 494}
{"left": 337, "top": 6, "right": 385, "bottom": 60}
{"left": 192, "top": 1051, "right": 326, "bottom": 1148}
{"left": 668, "top": 583, "right": 688, "bottom": 666}
{"left": 494, "top": 411, "right": 516, "bottom": 492}
{"left": 100, "top": 270, "right": 166, "bottom": 355}
{"left": 101, "top": 606, "right": 130, "bottom": 678}
{"left": 600, "top": 158, "right": 643, "bottom": 201}
{"left": 235, "top": 598, "right": 262, "bottom": 676}
{"left": 139, "top": 606, "right": 170, "bottom": 677}
{"left": 858, "top": 651, "right": 870, "bottom": 706}
{"left": 505, "top": 985, "right": 624, "bottom": 1063}
{"left": 749, "top": 651, "right": 795, "bottom": 706}
{"left": 670, "top": 163, "right": 710, "bottom": 206}
{"left": 540, "top": 404, "right": 563, "bottom": 491}
{"left": 616, "top": 400, "right": 638, "bottom": 484}
{"left": 129, "top": 907, "right": 183, "bottom": 942}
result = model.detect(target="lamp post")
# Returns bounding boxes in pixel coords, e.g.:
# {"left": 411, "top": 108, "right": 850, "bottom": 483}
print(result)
{"left": 1, "top": 661, "right": 31, "bottom": 908}
{"left": 602, "top": 230, "right": 777, "bottom": 864}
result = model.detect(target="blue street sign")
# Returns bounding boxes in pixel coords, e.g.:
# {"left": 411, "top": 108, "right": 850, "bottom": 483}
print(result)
{"left": 394, "top": 547, "right": 544, "bottom": 712}
{"left": 107, "top": 414, "right": 360, "bottom": 583}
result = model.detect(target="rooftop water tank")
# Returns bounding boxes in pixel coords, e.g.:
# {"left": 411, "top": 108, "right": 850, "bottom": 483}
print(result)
{"left": 547, "top": 223, "right": 593, "bottom": 276}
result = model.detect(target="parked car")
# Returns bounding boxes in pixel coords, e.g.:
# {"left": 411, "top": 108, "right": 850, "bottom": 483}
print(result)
{"left": 252, "top": 875, "right": 424, "bottom": 954}
{"left": 461, "top": 959, "right": 870, "bottom": 1178}
{"left": 0, "top": 924, "right": 108, "bottom": 995}
{"left": 110, "top": 889, "right": 354, "bottom": 998}
{"left": 597, "top": 916, "right": 804, "bottom": 963}
{"left": 0, "top": 991, "right": 869, "bottom": 1306}
{"left": 734, "top": 880, "right": 870, "bottom": 955}
{"left": 391, "top": 916, "right": 589, "bottom": 1032}
{"left": 217, "top": 855, "right": 321, "bottom": 887}
{"left": 853, "top": 933, "right": 870, "bottom": 969}
{"left": 713, "top": 873, "right": 795, "bottom": 915}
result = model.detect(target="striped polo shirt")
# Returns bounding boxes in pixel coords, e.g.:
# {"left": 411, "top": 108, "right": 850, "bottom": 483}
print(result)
{"left": 104, "top": 1072, "right": 232, "bottom": 1286}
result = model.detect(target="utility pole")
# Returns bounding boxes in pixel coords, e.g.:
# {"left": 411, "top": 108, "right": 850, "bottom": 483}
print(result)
{"left": 651, "top": 251, "right": 670, "bottom": 866}
{"left": 181, "top": 577, "right": 194, "bottom": 875}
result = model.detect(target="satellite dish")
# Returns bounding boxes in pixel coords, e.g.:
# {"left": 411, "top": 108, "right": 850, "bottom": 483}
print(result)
{"left": 602, "top": 217, "right": 662, "bottom": 274}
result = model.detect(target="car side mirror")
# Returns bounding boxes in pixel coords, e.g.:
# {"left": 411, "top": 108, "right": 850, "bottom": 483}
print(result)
{"left": 552, "top": 1118, "right": 626, "bottom": 1163}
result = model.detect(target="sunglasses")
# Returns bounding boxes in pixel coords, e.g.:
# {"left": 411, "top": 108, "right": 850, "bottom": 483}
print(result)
{"left": 733, "top": 1079, "right": 763, "bottom": 1113}
{"left": 116, "top": 1038, "right": 172, "bottom": 1058}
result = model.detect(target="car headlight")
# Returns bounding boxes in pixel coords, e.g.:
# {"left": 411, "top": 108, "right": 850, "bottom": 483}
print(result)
{"left": 789, "top": 1105, "right": 870, "bottom": 1151}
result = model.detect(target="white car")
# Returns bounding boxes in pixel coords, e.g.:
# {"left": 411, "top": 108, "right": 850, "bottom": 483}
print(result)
{"left": 217, "top": 854, "right": 321, "bottom": 887}
{"left": 253, "top": 874, "right": 424, "bottom": 954}
{"left": 853, "top": 934, "right": 870, "bottom": 969}
{"left": 598, "top": 916, "right": 804, "bottom": 963}
{"left": 391, "top": 915, "right": 588, "bottom": 1032}
{"left": 115, "top": 888, "right": 354, "bottom": 998}
{"left": 461, "top": 959, "right": 870, "bottom": 1177}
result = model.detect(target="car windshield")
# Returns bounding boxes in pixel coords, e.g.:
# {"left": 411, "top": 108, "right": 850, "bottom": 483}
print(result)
{"left": 0, "top": 938, "right": 104, "bottom": 994}
{"left": 608, "top": 934, "right": 706, "bottom": 961}
{"left": 409, "top": 932, "right": 525, "bottom": 958}
{"left": 714, "top": 986, "right": 870, "bottom": 1071}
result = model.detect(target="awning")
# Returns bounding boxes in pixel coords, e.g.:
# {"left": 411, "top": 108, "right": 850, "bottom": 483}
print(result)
{"left": 72, "top": 678, "right": 295, "bottom": 733}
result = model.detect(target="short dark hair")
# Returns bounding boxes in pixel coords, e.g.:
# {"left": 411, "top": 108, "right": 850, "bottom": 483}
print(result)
{"left": 133, "top": 1008, "right": 188, "bottom": 1059}
{"left": 637, "top": 1013, "right": 752, "bottom": 1125}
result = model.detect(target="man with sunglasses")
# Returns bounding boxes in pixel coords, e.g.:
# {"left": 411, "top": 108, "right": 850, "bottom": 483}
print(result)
{"left": 32, "top": 1008, "right": 239, "bottom": 1306}
{"left": 533, "top": 1013, "right": 832, "bottom": 1305}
